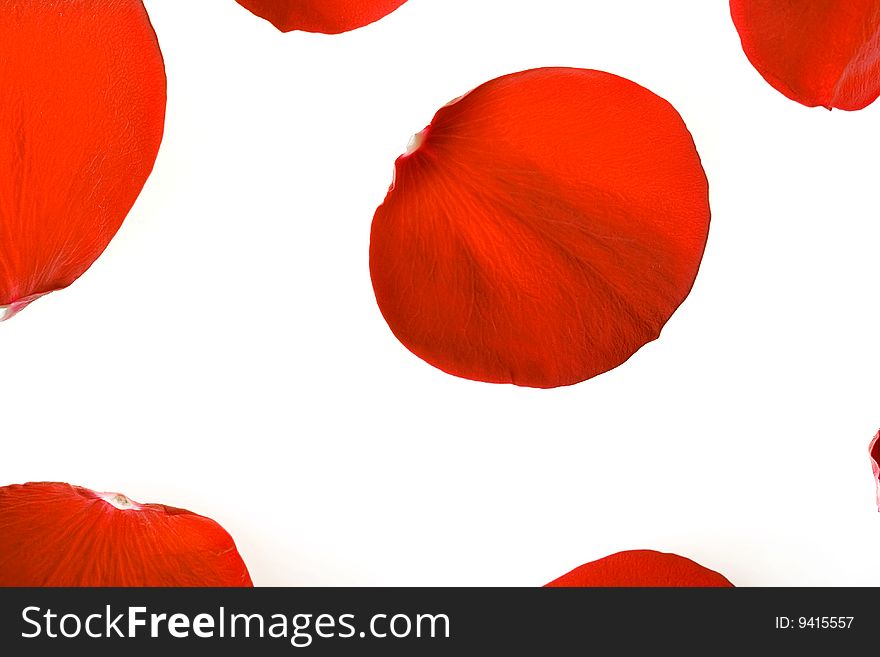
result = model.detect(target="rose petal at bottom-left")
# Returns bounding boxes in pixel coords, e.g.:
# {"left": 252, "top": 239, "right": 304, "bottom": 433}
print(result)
{"left": 0, "top": 482, "right": 252, "bottom": 587}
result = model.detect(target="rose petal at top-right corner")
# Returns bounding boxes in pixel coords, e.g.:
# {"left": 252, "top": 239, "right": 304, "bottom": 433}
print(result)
{"left": 730, "top": 0, "right": 880, "bottom": 110}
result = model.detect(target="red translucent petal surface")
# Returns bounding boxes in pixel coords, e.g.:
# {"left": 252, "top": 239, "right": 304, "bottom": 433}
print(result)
{"left": 235, "top": 0, "right": 407, "bottom": 34}
{"left": 0, "top": 0, "right": 166, "bottom": 317}
{"left": 730, "top": 0, "right": 880, "bottom": 110}
{"left": 370, "top": 68, "right": 710, "bottom": 389}
{"left": 870, "top": 430, "right": 880, "bottom": 510}
{"left": 0, "top": 483, "right": 252, "bottom": 587}
{"left": 545, "top": 550, "right": 733, "bottom": 587}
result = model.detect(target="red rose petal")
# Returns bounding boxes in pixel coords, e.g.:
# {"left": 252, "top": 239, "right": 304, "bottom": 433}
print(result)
{"left": 370, "top": 68, "right": 710, "bottom": 388}
{"left": 235, "top": 0, "right": 407, "bottom": 34}
{"left": 545, "top": 550, "right": 733, "bottom": 587}
{"left": 0, "top": 482, "right": 252, "bottom": 587}
{"left": 870, "top": 430, "right": 880, "bottom": 510}
{"left": 0, "top": 0, "right": 166, "bottom": 319}
{"left": 730, "top": 0, "right": 880, "bottom": 110}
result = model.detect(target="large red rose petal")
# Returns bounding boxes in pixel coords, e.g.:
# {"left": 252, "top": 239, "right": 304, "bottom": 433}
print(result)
{"left": 235, "top": 0, "right": 407, "bottom": 34}
{"left": 0, "top": 482, "right": 252, "bottom": 587}
{"left": 730, "top": 0, "right": 880, "bottom": 110}
{"left": 545, "top": 550, "right": 733, "bottom": 587}
{"left": 0, "top": 0, "right": 166, "bottom": 320}
{"left": 370, "top": 68, "right": 710, "bottom": 389}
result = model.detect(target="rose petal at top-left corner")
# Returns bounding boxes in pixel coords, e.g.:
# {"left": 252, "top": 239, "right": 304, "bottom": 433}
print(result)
{"left": 0, "top": 0, "right": 166, "bottom": 321}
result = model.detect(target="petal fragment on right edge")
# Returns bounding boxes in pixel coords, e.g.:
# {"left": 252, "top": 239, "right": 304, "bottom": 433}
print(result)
{"left": 870, "top": 430, "right": 880, "bottom": 510}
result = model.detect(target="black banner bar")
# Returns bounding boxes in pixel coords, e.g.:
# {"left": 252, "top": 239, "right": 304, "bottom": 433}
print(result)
{"left": 0, "top": 588, "right": 875, "bottom": 654}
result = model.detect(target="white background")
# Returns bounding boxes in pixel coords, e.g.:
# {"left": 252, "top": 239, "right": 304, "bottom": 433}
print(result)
{"left": 2, "top": 0, "right": 879, "bottom": 586}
